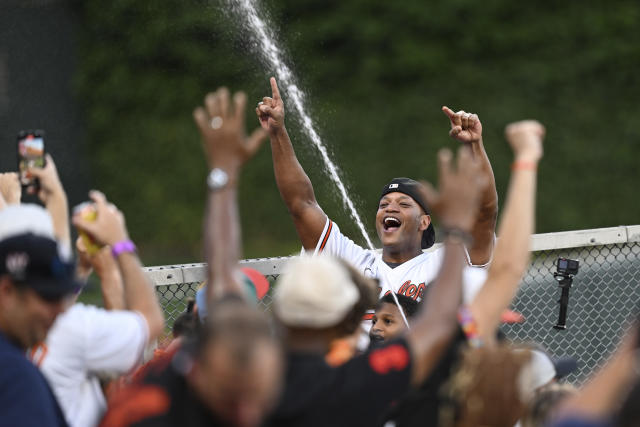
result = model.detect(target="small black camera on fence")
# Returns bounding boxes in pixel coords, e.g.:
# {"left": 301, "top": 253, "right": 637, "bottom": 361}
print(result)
{"left": 557, "top": 258, "right": 579, "bottom": 276}
{"left": 553, "top": 257, "right": 580, "bottom": 330}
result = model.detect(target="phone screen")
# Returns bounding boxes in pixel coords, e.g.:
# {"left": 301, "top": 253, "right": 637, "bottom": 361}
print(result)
{"left": 17, "top": 131, "right": 45, "bottom": 187}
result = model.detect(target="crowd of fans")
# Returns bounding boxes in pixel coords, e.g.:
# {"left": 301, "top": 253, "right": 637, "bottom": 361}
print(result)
{"left": 1, "top": 77, "right": 638, "bottom": 427}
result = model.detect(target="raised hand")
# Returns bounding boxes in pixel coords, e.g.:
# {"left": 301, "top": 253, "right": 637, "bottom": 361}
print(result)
{"left": 504, "top": 120, "right": 545, "bottom": 162}
{"left": 418, "top": 147, "right": 488, "bottom": 232}
{"left": 27, "top": 154, "right": 65, "bottom": 204}
{"left": 0, "top": 172, "right": 21, "bottom": 205}
{"left": 26, "top": 154, "right": 71, "bottom": 248}
{"left": 256, "top": 77, "right": 285, "bottom": 135}
{"left": 193, "top": 87, "right": 267, "bottom": 171}
{"left": 72, "top": 190, "right": 129, "bottom": 247}
{"left": 75, "top": 237, "right": 119, "bottom": 279}
{"left": 442, "top": 106, "right": 483, "bottom": 144}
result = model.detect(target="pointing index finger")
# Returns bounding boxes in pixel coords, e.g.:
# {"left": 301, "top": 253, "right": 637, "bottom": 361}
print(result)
{"left": 270, "top": 77, "right": 281, "bottom": 101}
{"left": 442, "top": 106, "right": 456, "bottom": 120}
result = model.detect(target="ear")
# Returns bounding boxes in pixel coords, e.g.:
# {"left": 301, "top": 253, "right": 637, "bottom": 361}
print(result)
{"left": 0, "top": 276, "right": 14, "bottom": 296}
{"left": 419, "top": 214, "right": 431, "bottom": 232}
{"left": 0, "top": 276, "right": 17, "bottom": 311}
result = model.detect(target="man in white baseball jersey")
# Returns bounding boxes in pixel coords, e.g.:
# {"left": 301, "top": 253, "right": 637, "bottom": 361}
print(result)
{"left": 256, "top": 78, "right": 497, "bottom": 310}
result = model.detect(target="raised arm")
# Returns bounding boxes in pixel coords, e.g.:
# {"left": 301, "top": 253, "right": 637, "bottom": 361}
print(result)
{"left": 72, "top": 191, "right": 164, "bottom": 342}
{"left": 257, "top": 77, "right": 327, "bottom": 250}
{"left": 75, "top": 238, "right": 126, "bottom": 311}
{"left": 28, "top": 155, "right": 71, "bottom": 255}
{"left": 469, "top": 120, "right": 544, "bottom": 343}
{"left": 407, "top": 147, "right": 487, "bottom": 385}
{"left": 194, "top": 87, "right": 267, "bottom": 301}
{"left": 0, "top": 172, "right": 21, "bottom": 211}
{"left": 443, "top": 106, "right": 498, "bottom": 265}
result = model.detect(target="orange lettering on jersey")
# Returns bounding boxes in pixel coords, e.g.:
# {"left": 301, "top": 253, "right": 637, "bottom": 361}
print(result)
{"left": 362, "top": 313, "right": 374, "bottom": 321}
{"left": 368, "top": 344, "right": 410, "bottom": 374}
{"left": 397, "top": 280, "right": 411, "bottom": 295}
{"left": 405, "top": 285, "right": 417, "bottom": 298}
{"left": 395, "top": 282, "right": 427, "bottom": 301}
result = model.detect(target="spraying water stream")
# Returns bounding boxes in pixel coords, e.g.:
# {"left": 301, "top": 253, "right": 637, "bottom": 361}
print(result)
{"left": 228, "top": 0, "right": 375, "bottom": 250}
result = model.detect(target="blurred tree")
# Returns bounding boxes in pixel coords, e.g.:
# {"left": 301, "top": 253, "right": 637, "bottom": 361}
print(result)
{"left": 73, "top": 0, "right": 640, "bottom": 263}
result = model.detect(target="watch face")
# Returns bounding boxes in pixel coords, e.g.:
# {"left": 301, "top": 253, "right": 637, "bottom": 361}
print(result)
{"left": 208, "top": 168, "right": 229, "bottom": 189}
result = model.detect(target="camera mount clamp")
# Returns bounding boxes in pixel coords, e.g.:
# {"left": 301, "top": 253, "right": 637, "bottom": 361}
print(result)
{"left": 553, "top": 257, "right": 580, "bottom": 330}
{"left": 553, "top": 273, "right": 574, "bottom": 330}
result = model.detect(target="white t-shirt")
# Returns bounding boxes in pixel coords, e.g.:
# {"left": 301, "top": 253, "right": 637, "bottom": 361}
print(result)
{"left": 313, "top": 219, "right": 488, "bottom": 329}
{"left": 29, "top": 303, "right": 148, "bottom": 427}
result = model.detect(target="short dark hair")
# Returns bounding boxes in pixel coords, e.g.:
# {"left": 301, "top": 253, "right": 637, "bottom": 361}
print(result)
{"left": 172, "top": 312, "right": 197, "bottom": 338}
{"left": 192, "top": 297, "right": 277, "bottom": 366}
{"left": 335, "top": 259, "right": 379, "bottom": 336}
{"left": 377, "top": 293, "right": 419, "bottom": 318}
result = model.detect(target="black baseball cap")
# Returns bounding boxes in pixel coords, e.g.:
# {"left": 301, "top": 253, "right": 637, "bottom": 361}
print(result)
{"left": 380, "top": 177, "right": 436, "bottom": 249}
{"left": 0, "top": 233, "right": 80, "bottom": 300}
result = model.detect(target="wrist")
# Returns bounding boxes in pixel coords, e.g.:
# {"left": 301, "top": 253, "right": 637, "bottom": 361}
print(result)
{"left": 206, "top": 166, "right": 239, "bottom": 191}
{"left": 466, "top": 137, "right": 482, "bottom": 146}
{"left": 440, "top": 227, "right": 474, "bottom": 246}
{"left": 111, "top": 240, "right": 137, "bottom": 258}
{"left": 514, "top": 152, "right": 541, "bottom": 163}
{"left": 270, "top": 125, "right": 288, "bottom": 139}
{"left": 46, "top": 192, "right": 68, "bottom": 210}
{"left": 511, "top": 159, "right": 539, "bottom": 171}
{"left": 106, "top": 231, "right": 130, "bottom": 247}
{"left": 75, "top": 266, "right": 92, "bottom": 282}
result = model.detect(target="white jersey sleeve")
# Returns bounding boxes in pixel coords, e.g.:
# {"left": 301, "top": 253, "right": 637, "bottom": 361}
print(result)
{"left": 312, "top": 218, "right": 376, "bottom": 271}
{"left": 81, "top": 305, "right": 149, "bottom": 373}
{"left": 41, "top": 303, "right": 149, "bottom": 375}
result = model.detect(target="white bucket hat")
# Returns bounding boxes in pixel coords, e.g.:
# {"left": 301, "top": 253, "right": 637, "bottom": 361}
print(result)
{"left": 274, "top": 254, "right": 359, "bottom": 328}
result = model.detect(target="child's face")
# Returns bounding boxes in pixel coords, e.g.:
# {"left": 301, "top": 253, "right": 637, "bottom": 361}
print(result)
{"left": 369, "top": 302, "right": 408, "bottom": 344}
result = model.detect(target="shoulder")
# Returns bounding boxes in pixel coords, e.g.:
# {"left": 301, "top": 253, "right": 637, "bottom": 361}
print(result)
{"left": 0, "top": 349, "right": 52, "bottom": 399}
{"left": 0, "top": 348, "right": 40, "bottom": 381}
{"left": 69, "top": 303, "right": 145, "bottom": 329}
{"left": 50, "top": 303, "right": 101, "bottom": 330}
{"left": 103, "top": 364, "right": 217, "bottom": 427}
{"left": 0, "top": 344, "right": 66, "bottom": 425}
{"left": 362, "top": 337, "right": 413, "bottom": 375}
{"left": 100, "top": 382, "right": 172, "bottom": 427}
{"left": 48, "top": 303, "right": 143, "bottom": 344}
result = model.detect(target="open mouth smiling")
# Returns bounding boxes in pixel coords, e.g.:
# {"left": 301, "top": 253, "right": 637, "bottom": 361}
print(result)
{"left": 383, "top": 216, "right": 402, "bottom": 232}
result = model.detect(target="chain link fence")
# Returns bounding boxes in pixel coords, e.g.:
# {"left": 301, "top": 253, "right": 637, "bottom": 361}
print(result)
{"left": 148, "top": 225, "right": 640, "bottom": 384}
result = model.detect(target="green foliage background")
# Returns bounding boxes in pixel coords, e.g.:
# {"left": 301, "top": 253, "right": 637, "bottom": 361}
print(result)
{"left": 72, "top": 0, "right": 640, "bottom": 265}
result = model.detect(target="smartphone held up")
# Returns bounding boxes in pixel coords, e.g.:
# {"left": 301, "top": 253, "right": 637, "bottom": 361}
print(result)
{"left": 17, "top": 130, "right": 46, "bottom": 192}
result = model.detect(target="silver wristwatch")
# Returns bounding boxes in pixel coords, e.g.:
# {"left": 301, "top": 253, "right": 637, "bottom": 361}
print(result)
{"left": 207, "top": 168, "right": 229, "bottom": 191}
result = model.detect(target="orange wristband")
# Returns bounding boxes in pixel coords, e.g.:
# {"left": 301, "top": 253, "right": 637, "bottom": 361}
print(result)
{"left": 511, "top": 161, "right": 537, "bottom": 171}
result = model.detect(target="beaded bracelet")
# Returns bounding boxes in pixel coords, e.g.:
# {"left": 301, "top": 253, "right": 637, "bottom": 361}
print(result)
{"left": 440, "top": 227, "right": 473, "bottom": 246}
{"left": 511, "top": 160, "right": 538, "bottom": 171}
{"left": 458, "top": 306, "right": 483, "bottom": 348}
{"left": 111, "top": 240, "right": 137, "bottom": 258}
